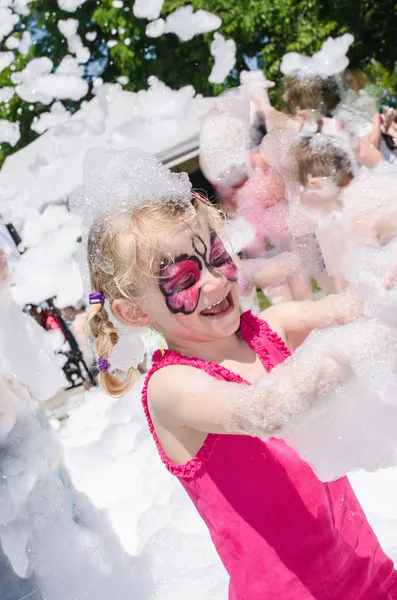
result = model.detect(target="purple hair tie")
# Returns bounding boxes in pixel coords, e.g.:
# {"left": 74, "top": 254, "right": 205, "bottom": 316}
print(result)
{"left": 97, "top": 358, "right": 110, "bottom": 372}
{"left": 89, "top": 292, "right": 105, "bottom": 306}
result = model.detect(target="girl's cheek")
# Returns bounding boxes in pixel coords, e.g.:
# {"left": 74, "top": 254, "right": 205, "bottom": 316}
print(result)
{"left": 167, "top": 287, "right": 200, "bottom": 315}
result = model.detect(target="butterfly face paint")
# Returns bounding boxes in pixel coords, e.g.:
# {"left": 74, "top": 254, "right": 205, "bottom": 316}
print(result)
{"left": 159, "top": 255, "right": 202, "bottom": 315}
{"left": 208, "top": 231, "right": 238, "bottom": 282}
{"left": 159, "top": 232, "right": 238, "bottom": 315}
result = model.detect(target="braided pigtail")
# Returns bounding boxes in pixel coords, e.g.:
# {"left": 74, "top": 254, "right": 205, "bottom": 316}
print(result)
{"left": 87, "top": 294, "right": 139, "bottom": 397}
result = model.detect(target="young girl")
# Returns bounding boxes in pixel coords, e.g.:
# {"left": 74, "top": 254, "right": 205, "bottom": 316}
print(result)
{"left": 79, "top": 147, "right": 397, "bottom": 600}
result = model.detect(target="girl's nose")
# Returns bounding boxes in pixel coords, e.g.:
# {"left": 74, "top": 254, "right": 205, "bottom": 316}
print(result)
{"left": 201, "top": 270, "right": 228, "bottom": 295}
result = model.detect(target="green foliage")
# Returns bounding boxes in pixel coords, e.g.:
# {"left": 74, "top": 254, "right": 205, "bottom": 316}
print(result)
{"left": 0, "top": 0, "right": 396, "bottom": 169}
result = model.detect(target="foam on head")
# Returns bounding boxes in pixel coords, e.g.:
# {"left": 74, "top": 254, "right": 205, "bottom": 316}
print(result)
{"left": 69, "top": 147, "right": 220, "bottom": 396}
{"left": 282, "top": 73, "right": 341, "bottom": 114}
{"left": 291, "top": 133, "right": 356, "bottom": 187}
{"left": 281, "top": 34, "right": 354, "bottom": 79}
{"left": 281, "top": 34, "right": 354, "bottom": 114}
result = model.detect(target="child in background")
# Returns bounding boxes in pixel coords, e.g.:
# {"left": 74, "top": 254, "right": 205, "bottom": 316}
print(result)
{"left": 293, "top": 134, "right": 397, "bottom": 283}
{"left": 291, "top": 133, "right": 356, "bottom": 293}
{"left": 77, "top": 147, "right": 397, "bottom": 600}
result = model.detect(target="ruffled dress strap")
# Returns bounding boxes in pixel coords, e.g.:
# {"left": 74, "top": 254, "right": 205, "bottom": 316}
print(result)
{"left": 240, "top": 311, "right": 291, "bottom": 369}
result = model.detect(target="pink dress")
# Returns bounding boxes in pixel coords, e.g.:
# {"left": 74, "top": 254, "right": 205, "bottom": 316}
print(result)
{"left": 142, "top": 312, "right": 397, "bottom": 599}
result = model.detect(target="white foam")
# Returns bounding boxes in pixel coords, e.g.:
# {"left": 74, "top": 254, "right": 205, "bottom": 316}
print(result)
{"left": 208, "top": 33, "right": 236, "bottom": 84}
{"left": 146, "top": 5, "right": 221, "bottom": 42}
{"left": 281, "top": 33, "right": 354, "bottom": 77}
{"left": 57, "top": 0, "right": 87, "bottom": 11}
{"left": 31, "top": 101, "right": 71, "bottom": 134}
{"left": 133, "top": 0, "right": 164, "bottom": 21}
{"left": 0, "top": 86, "right": 14, "bottom": 103}
{"left": 14, "top": 57, "right": 89, "bottom": 104}
{"left": 0, "top": 50, "right": 15, "bottom": 74}
{"left": 0, "top": 119, "right": 20, "bottom": 146}
{"left": 0, "top": 7, "right": 19, "bottom": 42}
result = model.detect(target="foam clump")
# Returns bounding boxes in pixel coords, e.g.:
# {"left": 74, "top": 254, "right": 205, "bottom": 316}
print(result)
{"left": 11, "top": 204, "right": 84, "bottom": 308}
{"left": 133, "top": 0, "right": 164, "bottom": 21}
{"left": 0, "top": 86, "right": 14, "bottom": 103}
{"left": 0, "top": 7, "right": 19, "bottom": 42}
{"left": 200, "top": 90, "right": 250, "bottom": 186}
{"left": 0, "top": 50, "right": 15, "bottom": 74}
{"left": 277, "top": 258, "right": 397, "bottom": 480}
{"left": 57, "top": 18, "right": 90, "bottom": 64}
{"left": 13, "top": 56, "right": 89, "bottom": 104}
{"left": 342, "top": 163, "right": 397, "bottom": 246}
{"left": 13, "top": 0, "right": 32, "bottom": 17}
{"left": 208, "top": 33, "right": 236, "bottom": 84}
{"left": 0, "top": 283, "right": 146, "bottom": 598}
{"left": 0, "top": 119, "right": 20, "bottom": 147}
{"left": 344, "top": 238, "right": 397, "bottom": 327}
{"left": 146, "top": 5, "right": 221, "bottom": 42}
{"left": 281, "top": 33, "right": 354, "bottom": 77}
{"left": 0, "top": 286, "right": 66, "bottom": 401}
{"left": 70, "top": 147, "right": 193, "bottom": 230}
{"left": 31, "top": 101, "right": 71, "bottom": 134}
{"left": 57, "top": 0, "right": 87, "bottom": 12}
{"left": 0, "top": 378, "right": 144, "bottom": 599}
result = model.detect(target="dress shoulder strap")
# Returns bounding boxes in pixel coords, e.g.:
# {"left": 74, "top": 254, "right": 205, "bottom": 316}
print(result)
{"left": 240, "top": 311, "right": 290, "bottom": 371}
{"left": 141, "top": 350, "right": 244, "bottom": 479}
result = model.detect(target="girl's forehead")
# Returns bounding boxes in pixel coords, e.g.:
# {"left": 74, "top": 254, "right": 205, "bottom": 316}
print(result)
{"left": 160, "top": 220, "right": 211, "bottom": 257}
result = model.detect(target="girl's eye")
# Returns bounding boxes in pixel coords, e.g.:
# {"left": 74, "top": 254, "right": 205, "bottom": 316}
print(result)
{"left": 174, "top": 275, "right": 195, "bottom": 292}
{"left": 210, "top": 250, "right": 230, "bottom": 267}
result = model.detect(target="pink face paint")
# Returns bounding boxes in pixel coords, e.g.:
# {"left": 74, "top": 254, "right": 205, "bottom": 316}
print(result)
{"left": 159, "top": 233, "right": 238, "bottom": 315}
{"left": 159, "top": 255, "right": 202, "bottom": 315}
{"left": 209, "top": 232, "right": 238, "bottom": 282}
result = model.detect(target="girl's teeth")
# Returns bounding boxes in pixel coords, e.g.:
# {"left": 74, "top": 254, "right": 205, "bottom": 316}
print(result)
{"left": 208, "top": 296, "right": 227, "bottom": 310}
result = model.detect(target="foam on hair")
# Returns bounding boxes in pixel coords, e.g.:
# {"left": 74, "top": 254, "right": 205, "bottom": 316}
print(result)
{"left": 283, "top": 74, "right": 341, "bottom": 114}
{"left": 291, "top": 133, "right": 356, "bottom": 186}
{"left": 86, "top": 197, "right": 221, "bottom": 397}
{"left": 70, "top": 147, "right": 222, "bottom": 397}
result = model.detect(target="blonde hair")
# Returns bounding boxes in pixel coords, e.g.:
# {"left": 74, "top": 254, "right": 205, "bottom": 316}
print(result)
{"left": 292, "top": 135, "right": 355, "bottom": 187}
{"left": 283, "top": 74, "right": 341, "bottom": 114}
{"left": 87, "top": 196, "right": 221, "bottom": 397}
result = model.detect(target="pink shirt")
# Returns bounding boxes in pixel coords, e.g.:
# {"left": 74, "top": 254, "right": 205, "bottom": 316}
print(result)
{"left": 142, "top": 312, "right": 397, "bottom": 599}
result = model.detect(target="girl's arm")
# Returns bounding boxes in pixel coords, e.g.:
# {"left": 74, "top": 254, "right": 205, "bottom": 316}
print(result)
{"left": 254, "top": 95, "right": 290, "bottom": 132}
{"left": 241, "top": 253, "right": 302, "bottom": 290}
{"left": 263, "top": 288, "right": 363, "bottom": 350}
{"left": 148, "top": 347, "right": 349, "bottom": 439}
{"left": 361, "top": 111, "right": 381, "bottom": 150}
{"left": 353, "top": 136, "right": 383, "bottom": 168}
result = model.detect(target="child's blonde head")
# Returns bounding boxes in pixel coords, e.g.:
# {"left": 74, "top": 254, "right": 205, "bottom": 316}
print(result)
{"left": 87, "top": 196, "right": 222, "bottom": 397}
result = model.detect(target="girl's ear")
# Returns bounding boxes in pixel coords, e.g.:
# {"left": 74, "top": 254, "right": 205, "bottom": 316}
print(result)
{"left": 112, "top": 299, "right": 150, "bottom": 327}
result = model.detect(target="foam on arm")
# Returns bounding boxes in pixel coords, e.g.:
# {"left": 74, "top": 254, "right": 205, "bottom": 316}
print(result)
{"left": 264, "top": 288, "right": 363, "bottom": 348}
{"left": 148, "top": 348, "right": 349, "bottom": 439}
